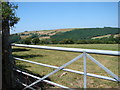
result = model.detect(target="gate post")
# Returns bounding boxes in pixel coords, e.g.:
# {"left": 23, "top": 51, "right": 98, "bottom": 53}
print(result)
{"left": 0, "top": 1, "right": 2, "bottom": 89}
{"left": 83, "top": 51, "right": 87, "bottom": 89}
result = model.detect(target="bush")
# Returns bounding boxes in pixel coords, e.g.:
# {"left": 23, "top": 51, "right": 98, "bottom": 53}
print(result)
{"left": 30, "top": 33, "right": 40, "bottom": 38}
{"left": 39, "top": 39, "right": 51, "bottom": 44}
{"left": 19, "top": 37, "right": 31, "bottom": 44}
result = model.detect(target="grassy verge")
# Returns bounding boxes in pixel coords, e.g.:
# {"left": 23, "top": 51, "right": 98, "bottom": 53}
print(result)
{"left": 12, "top": 44, "right": 119, "bottom": 88}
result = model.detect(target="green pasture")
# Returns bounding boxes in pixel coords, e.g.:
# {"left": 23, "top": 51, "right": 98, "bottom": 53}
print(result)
{"left": 12, "top": 44, "right": 119, "bottom": 88}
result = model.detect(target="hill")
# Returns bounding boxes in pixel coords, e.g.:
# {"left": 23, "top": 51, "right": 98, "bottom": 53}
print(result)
{"left": 18, "top": 28, "right": 74, "bottom": 39}
{"left": 11, "top": 27, "right": 119, "bottom": 44}
{"left": 50, "top": 27, "right": 119, "bottom": 41}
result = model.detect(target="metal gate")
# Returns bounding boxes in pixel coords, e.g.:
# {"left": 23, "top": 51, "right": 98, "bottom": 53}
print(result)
{"left": 12, "top": 44, "right": 120, "bottom": 90}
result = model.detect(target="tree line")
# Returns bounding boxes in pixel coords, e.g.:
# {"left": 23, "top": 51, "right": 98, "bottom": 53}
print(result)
{"left": 11, "top": 34, "right": 120, "bottom": 44}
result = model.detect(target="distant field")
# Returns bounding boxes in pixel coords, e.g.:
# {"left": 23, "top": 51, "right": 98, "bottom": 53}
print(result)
{"left": 12, "top": 44, "right": 119, "bottom": 88}
{"left": 43, "top": 44, "right": 119, "bottom": 51}
{"left": 91, "top": 34, "right": 120, "bottom": 39}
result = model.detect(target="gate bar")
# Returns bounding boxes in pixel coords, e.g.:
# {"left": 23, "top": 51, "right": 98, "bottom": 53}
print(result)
{"left": 16, "top": 80, "right": 35, "bottom": 90}
{"left": 14, "top": 57, "right": 117, "bottom": 82}
{"left": 15, "top": 69, "right": 70, "bottom": 89}
{"left": 87, "top": 54, "right": 120, "bottom": 82}
{"left": 23, "top": 54, "right": 83, "bottom": 90}
{"left": 12, "top": 44, "right": 120, "bottom": 56}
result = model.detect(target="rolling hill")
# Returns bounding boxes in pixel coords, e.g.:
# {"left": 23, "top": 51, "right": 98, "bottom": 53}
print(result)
{"left": 11, "top": 27, "right": 119, "bottom": 44}
{"left": 18, "top": 28, "right": 74, "bottom": 39}
{"left": 50, "top": 27, "right": 119, "bottom": 41}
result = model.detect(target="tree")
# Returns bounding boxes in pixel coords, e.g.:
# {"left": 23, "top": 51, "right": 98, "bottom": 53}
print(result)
{"left": 30, "top": 33, "right": 40, "bottom": 38}
{"left": 59, "top": 39, "right": 74, "bottom": 44}
{"left": 10, "top": 34, "right": 21, "bottom": 43}
{"left": 23, "top": 37, "right": 31, "bottom": 44}
{"left": 2, "top": 2, "right": 20, "bottom": 89}
{"left": 32, "top": 37, "right": 40, "bottom": 45}
{"left": 39, "top": 39, "right": 51, "bottom": 44}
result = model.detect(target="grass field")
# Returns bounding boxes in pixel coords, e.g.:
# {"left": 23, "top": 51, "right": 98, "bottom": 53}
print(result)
{"left": 12, "top": 44, "right": 119, "bottom": 88}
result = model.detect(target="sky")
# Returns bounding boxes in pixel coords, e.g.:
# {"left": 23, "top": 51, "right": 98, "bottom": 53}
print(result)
{"left": 11, "top": 2, "right": 118, "bottom": 34}
{"left": 9, "top": 0, "right": 120, "bottom": 2}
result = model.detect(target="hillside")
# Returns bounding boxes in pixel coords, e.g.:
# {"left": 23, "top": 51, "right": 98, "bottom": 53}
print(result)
{"left": 50, "top": 27, "right": 119, "bottom": 41}
{"left": 11, "top": 27, "right": 119, "bottom": 44}
{"left": 18, "top": 28, "right": 74, "bottom": 39}
{"left": 91, "top": 34, "right": 120, "bottom": 39}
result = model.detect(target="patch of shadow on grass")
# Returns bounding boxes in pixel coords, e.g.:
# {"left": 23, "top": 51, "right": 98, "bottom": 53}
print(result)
{"left": 16, "top": 64, "right": 31, "bottom": 70}
{"left": 13, "top": 54, "right": 45, "bottom": 59}
{"left": 12, "top": 48, "right": 30, "bottom": 52}
{"left": 15, "top": 65, "right": 54, "bottom": 89}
